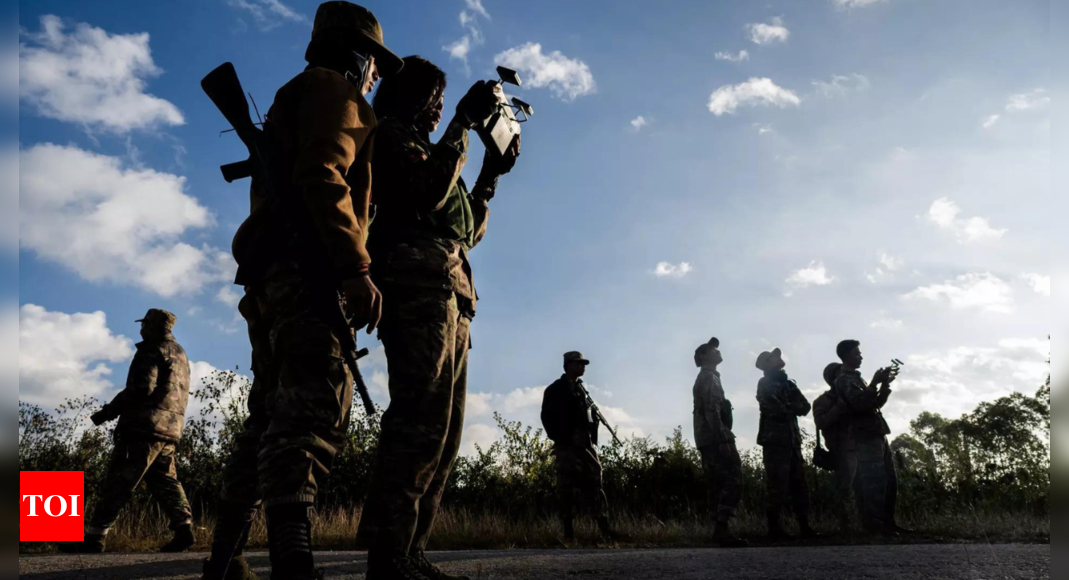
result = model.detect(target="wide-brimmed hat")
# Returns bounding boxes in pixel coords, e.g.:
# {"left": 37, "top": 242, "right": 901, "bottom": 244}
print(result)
{"left": 823, "top": 362, "right": 843, "bottom": 387}
{"left": 311, "top": 1, "right": 403, "bottom": 76}
{"left": 136, "top": 309, "right": 177, "bottom": 332}
{"left": 755, "top": 348, "right": 782, "bottom": 372}
{"left": 563, "top": 351, "right": 591, "bottom": 365}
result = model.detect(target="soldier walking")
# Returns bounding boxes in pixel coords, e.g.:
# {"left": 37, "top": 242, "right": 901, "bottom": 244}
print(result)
{"left": 201, "top": 3, "right": 402, "bottom": 579}
{"left": 355, "top": 55, "right": 519, "bottom": 580}
{"left": 755, "top": 348, "right": 818, "bottom": 541}
{"left": 60, "top": 309, "right": 194, "bottom": 554}
{"left": 832, "top": 340, "right": 910, "bottom": 535}
{"left": 692, "top": 338, "right": 748, "bottom": 548}
{"left": 540, "top": 352, "right": 617, "bottom": 542}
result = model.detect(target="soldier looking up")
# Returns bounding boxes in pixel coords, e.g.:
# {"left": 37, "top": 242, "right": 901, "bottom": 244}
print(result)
{"left": 540, "top": 352, "right": 617, "bottom": 542}
{"left": 692, "top": 338, "right": 748, "bottom": 548}
{"left": 755, "top": 348, "right": 818, "bottom": 541}
{"left": 60, "top": 309, "right": 193, "bottom": 555}
{"left": 356, "top": 55, "right": 520, "bottom": 580}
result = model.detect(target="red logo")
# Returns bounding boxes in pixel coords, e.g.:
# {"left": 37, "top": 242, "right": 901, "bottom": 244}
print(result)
{"left": 20, "top": 472, "right": 85, "bottom": 542}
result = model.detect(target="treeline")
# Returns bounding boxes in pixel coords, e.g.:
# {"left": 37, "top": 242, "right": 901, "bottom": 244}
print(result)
{"left": 19, "top": 370, "right": 1050, "bottom": 527}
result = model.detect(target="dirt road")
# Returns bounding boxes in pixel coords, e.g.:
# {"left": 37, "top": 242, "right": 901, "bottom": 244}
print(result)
{"left": 19, "top": 544, "right": 1048, "bottom": 579}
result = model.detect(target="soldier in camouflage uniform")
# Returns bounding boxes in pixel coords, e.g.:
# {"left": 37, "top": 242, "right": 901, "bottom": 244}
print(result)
{"left": 755, "top": 348, "right": 819, "bottom": 541}
{"left": 355, "top": 56, "right": 518, "bottom": 580}
{"left": 540, "top": 352, "right": 616, "bottom": 541}
{"left": 833, "top": 340, "right": 910, "bottom": 535}
{"left": 60, "top": 309, "right": 193, "bottom": 554}
{"left": 692, "top": 338, "right": 748, "bottom": 548}
{"left": 201, "top": 4, "right": 403, "bottom": 579}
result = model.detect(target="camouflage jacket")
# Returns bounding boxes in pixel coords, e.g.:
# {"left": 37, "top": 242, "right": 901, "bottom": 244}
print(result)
{"left": 756, "top": 372, "right": 811, "bottom": 448}
{"left": 693, "top": 368, "right": 735, "bottom": 448}
{"left": 231, "top": 67, "right": 376, "bottom": 286}
{"left": 833, "top": 369, "right": 892, "bottom": 442}
{"left": 541, "top": 376, "right": 599, "bottom": 448}
{"left": 367, "top": 118, "right": 492, "bottom": 308}
{"left": 100, "top": 335, "right": 191, "bottom": 443}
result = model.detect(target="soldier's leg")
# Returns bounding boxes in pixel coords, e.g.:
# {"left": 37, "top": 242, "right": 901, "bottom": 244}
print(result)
{"left": 788, "top": 447, "right": 813, "bottom": 532}
{"left": 364, "top": 290, "right": 460, "bottom": 557}
{"left": 717, "top": 442, "right": 743, "bottom": 524}
{"left": 143, "top": 443, "right": 193, "bottom": 529}
{"left": 833, "top": 447, "right": 859, "bottom": 530}
{"left": 699, "top": 447, "right": 720, "bottom": 517}
{"left": 86, "top": 438, "right": 162, "bottom": 537}
{"left": 882, "top": 438, "right": 901, "bottom": 527}
{"left": 762, "top": 446, "right": 791, "bottom": 535}
{"left": 555, "top": 449, "right": 580, "bottom": 538}
{"left": 855, "top": 438, "right": 888, "bottom": 531}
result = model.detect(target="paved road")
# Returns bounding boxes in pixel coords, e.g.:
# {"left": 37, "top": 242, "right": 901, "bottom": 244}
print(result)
{"left": 19, "top": 545, "right": 1049, "bottom": 579}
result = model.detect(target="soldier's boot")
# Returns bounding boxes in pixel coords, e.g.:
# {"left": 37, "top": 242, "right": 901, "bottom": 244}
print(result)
{"left": 411, "top": 549, "right": 470, "bottom": 580}
{"left": 203, "top": 502, "right": 259, "bottom": 580}
{"left": 160, "top": 523, "right": 196, "bottom": 553}
{"left": 266, "top": 505, "right": 323, "bottom": 580}
{"left": 204, "top": 555, "right": 260, "bottom": 580}
{"left": 366, "top": 550, "right": 432, "bottom": 580}
{"left": 713, "top": 521, "right": 749, "bottom": 549}
{"left": 58, "top": 534, "right": 106, "bottom": 554}
{"left": 766, "top": 513, "right": 794, "bottom": 542}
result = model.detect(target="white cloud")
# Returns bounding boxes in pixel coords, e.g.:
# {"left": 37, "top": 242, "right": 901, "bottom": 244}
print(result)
{"left": 786, "top": 261, "right": 836, "bottom": 290}
{"left": 464, "top": 0, "right": 491, "bottom": 19}
{"left": 227, "top": 0, "right": 307, "bottom": 32}
{"left": 866, "top": 253, "right": 904, "bottom": 284}
{"left": 754, "top": 123, "right": 774, "bottom": 135}
{"left": 879, "top": 253, "right": 904, "bottom": 271}
{"left": 812, "top": 74, "right": 871, "bottom": 98}
{"left": 461, "top": 423, "right": 500, "bottom": 456}
{"left": 494, "top": 43, "right": 596, "bottom": 101}
{"left": 1021, "top": 273, "right": 1050, "bottom": 297}
{"left": 654, "top": 261, "right": 694, "bottom": 278}
{"left": 20, "top": 143, "right": 235, "bottom": 297}
{"left": 748, "top": 17, "right": 790, "bottom": 45}
{"left": 1005, "top": 88, "right": 1049, "bottom": 112}
{"left": 870, "top": 317, "right": 904, "bottom": 330}
{"left": 445, "top": 0, "right": 492, "bottom": 72}
{"left": 217, "top": 286, "right": 242, "bottom": 308}
{"left": 1, "top": 147, "right": 16, "bottom": 254}
{"left": 982, "top": 114, "right": 1001, "bottom": 129}
{"left": 19, "top": 15, "right": 184, "bottom": 133}
{"left": 903, "top": 272, "right": 1014, "bottom": 314}
{"left": 19, "top": 304, "right": 135, "bottom": 406}
{"left": 630, "top": 116, "right": 648, "bottom": 131}
{"left": 467, "top": 386, "right": 546, "bottom": 419}
{"left": 715, "top": 50, "right": 750, "bottom": 63}
{"left": 831, "top": 0, "right": 889, "bottom": 7}
{"left": 443, "top": 35, "right": 473, "bottom": 65}
{"left": 708, "top": 78, "right": 801, "bottom": 116}
{"left": 925, "top": 197, "right": 1007, "bottom": 244}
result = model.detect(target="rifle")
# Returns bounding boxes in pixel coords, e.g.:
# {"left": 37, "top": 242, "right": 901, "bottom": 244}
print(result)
{"left": 201, "top": 62, "right": 377, "bottom": 417}
{"left": 574, "top": 380, "right": 623, "bottom": 446}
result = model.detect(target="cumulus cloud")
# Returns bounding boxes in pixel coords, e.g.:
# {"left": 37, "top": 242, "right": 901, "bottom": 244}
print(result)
{"left": 19, "top": 304, "right": 135, "bottom": 406}
{"left": 748, "top": 17, "right": 790, "bottom": 45}
{"left": 227, "top": 0, "right": 308, "bottom": 32}
{"left": 443, "top": 36, "right": 473, "bottom": 66}
{"left": 494, "top": 43, "right": 596, "bottom": 101}
{"left": 812, "top": 74, "right": 871, "bottom": 98}
{"left": 903, "top": 272, "right": 1014, "bottom": 314}
{"left": 715, "top": 50, "right": 750, "bottom": 63}
{"left": 19, "top": 143, "right": 235, "bottom": 297}
{"left": 708, "top": 78, "right": 801, "bottom": 116}
{"left": 630, "top": 116, "right": 648, "bottom": 131}
{"left": 654, "top": 261, "right": 693, "bottom": 278}
{"left": 464, "top": 0, "right": 491, "bottom": 19}
{"left": 461, "top": 423, "right": 499, "bottom": 456}
{"left": 926, "top": 197, "right": 1007, "bottom": 244}
{"left": 785, "top": 261, "right": 836, "bottom": 293}
{"left": 19, "top": 15, "right": 184, "bottom": 133}
{"left": 866, "top": 253, "right": 904, "bottom": 283}
{"left": 982, "top": 114, "right": 1001, "bottom": 129}
{"left": 1021, "top": 273, "right": 1050, "bottom": 297}
{"left": 1005, "top": 88, "right": 1050, "bottom": 112}
{"left": 444, "top": 0, "right": 492, "bottom": 72}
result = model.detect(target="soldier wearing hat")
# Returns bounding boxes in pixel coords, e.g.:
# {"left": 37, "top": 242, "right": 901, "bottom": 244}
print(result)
{"left": 60, "top": 309, "right": 193, "bottom": 555}
{"left": 203, "top": 3, "right": 402, "bottom": 579}
{"left": 754, "top": 348, "right": 818, "bottom": 540}
{"left": 692, "top": 338, "right": 748, "bottom": 547}
{"left": 354, "top": 52, "right": 517, "bottom": 579}
{"left": 540, "top": 352, "right": 616, "bottom": 541}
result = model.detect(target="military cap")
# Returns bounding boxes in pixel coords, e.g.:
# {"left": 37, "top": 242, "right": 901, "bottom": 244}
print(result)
{"left": 755, "top": 348, "right": 782, "bottom": 372}
{"left": 563, "top": 351, "right": 591, "bottom": 365}
{"left": 823, "top": 362, "right": 843, "bottom": 388}
{"left": 136, "top": 309, "right": 177, "bottom": 331}
{"left": 311, "top": 2, "right": 403, "bottom": 76}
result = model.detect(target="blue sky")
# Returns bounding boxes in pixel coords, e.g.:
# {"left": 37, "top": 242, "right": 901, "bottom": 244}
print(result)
{"left": 11, "top": 0, "right": 1050, "bottom": 455}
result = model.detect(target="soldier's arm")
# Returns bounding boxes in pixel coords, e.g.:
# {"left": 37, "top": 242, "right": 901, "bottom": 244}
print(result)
{"left": 103, "top": 350, "right": 159, "bottom": 418}
{"left": 293, "top": 69, "right": 376, "bottom": 278}
{"left": 788, "top": 383, "right": 813, "bottom": 417}
{"left": 835, "top": 375, "right": 879, "bottom": 411}
{"left": 375, "top": 120, "right": 468, "bottom": 215}
{"left": 757, "top": 379, "right": 792, "bottom": 419}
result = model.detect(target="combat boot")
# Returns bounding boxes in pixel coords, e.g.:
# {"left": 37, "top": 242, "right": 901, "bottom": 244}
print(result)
{"left": 412, "top": 549, "right": 470, "bottom": 580}
{"left": 58, "top": 534, "right": 106, "bottom": 554}
{"left": 266, "top": 504, "right": 322, "bottom": 580}
{"left": 203, "top": 555, "right": 261, "bottom": 580}
{"left": 713, "top": 521, "right": 749, "bottom": 548}
{"left": 202, "top": 500, "right": 258, "bottom": 580}
{"left": 161, "top": 523, "right": 196, "bottom": 553}
{"left": 366, "top": 551, "right": 432, "bottom": 580}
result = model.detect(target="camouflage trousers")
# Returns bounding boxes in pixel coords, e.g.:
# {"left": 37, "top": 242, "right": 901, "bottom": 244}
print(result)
{"left": 359, "top": 288, "right": 470, "bottom": 554}
{"left": 87, "top": 437, "right": 192, "bottom": 536}
{"left": 218, "top": 262, "right": 354, "bottom": 509}
{"left": 699, "top": 443, "right": 742, "bottom": 523}
{"left": 762, "top": 445, "right": 811, "bottom": 524}
{"left": 834, "top": 436, "right": 898, "bottom": 531}
{"left": 554, "top": 444, "right": 609, "bottom": 524}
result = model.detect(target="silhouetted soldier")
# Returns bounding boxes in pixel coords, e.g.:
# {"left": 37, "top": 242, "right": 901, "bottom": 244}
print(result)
{"left": 692, "top": 338, "right": 748, "bottom": 548}
{"left": 60, "top": 309, "right": 193, "bottom": 554}
{"left": 755, "top": 348, "right": 818, "bottom": 540}
{"left": 541, "top": 352, "right": 616, "bottom": 541}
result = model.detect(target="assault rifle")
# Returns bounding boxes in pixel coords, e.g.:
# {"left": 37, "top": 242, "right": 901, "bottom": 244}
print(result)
{"left": 201, "top": 62, "right": 376, "bottom": 417}
{"left": 575, "top": 380, "right": 623, "bottom": 446}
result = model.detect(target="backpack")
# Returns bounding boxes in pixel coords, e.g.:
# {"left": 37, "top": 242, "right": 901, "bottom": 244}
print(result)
{"left": 813, "top": 389, "right": 849, "bottom": 431}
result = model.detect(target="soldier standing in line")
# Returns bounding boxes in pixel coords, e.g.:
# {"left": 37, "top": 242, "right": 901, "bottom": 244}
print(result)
{"left": 355, "top": 55, "right": 519, "bottom": 580}
{"left": 60, "top": 309, "right": 194, "bottom": 554}
{"left": 540, "top": 352, "right": 617, "bottom": 542}
{"left": 692, "top": 338, "right": 748, "bottom": 548}
{"left": 833, "top": 340, "right": 911, "bottom": 535}
{"left": 755, "top": 348, "right": 819, "bottom": 541}
{"left": 201, "top": 4, "right": 403, "bottom": 579}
